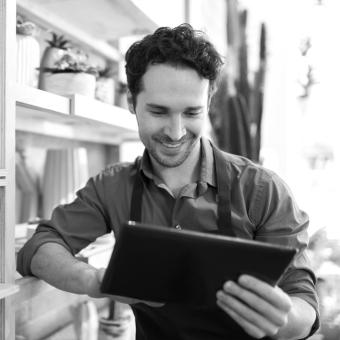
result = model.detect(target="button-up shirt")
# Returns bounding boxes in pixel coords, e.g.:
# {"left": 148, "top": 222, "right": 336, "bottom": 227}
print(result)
{"left": 17, "top": 137, "right": 319, "bottom": 338}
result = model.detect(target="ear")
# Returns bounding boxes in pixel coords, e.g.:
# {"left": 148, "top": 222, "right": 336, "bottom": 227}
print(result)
{"left": 126, "top": 89, "right": 135, "bottom": 114}
{"left": 207, "top": 94, "right": 212, "bottom": 113}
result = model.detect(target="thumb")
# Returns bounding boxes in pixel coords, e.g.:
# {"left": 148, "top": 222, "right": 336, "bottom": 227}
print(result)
{"left": 96, "top": 267, "right": 106, "bottom": 283}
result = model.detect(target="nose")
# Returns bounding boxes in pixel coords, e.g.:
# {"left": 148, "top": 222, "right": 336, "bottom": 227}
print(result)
{"left": 164, "top": 114, "right": 186, "bottom": 141}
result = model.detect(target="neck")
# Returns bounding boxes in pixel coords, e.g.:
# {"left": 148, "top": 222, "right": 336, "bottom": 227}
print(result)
{"left": 151, "top": 141, "right": 201, "bottom": 196}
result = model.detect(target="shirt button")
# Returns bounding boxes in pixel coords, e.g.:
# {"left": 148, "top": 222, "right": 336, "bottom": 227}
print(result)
{"left": 175, "top": 224, "right": 181, "bottom": 230}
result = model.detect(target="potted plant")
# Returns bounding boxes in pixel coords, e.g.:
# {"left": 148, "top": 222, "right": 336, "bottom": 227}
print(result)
{"left": 95, "top": 65, "right": 116, "bottom": 105}
{"left": 38, "top": 32, "right": 70, "bottom": 89}
{"left": 16, "top": 16, "right": 40, "bottom": 87}
{"left": 40, "top": 49, "right": 99, "bottom": 98}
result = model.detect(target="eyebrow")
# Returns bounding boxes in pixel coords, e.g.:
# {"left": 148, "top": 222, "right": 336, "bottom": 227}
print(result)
{"left": 145, "top": 103, "right": 204, "bottom": 111}
{"left": 146, "top": 104, "right": 168, "bottom": 110}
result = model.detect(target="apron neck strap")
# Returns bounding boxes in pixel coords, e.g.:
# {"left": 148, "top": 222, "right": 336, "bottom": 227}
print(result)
{"left": 130, "top": 158, "right": 144, "bottom": 223}
{"left": 130, "top": 143, "right": 235, "bottom": 237}
{"left": 212, "top": 144, "right": 235, "bottom": 237}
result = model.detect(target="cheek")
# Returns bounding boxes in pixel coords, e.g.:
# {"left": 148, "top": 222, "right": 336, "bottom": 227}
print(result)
{"left": 187, "top": 117, "right": 205, "bottom": 135}
{"left": 136, "top": 116, "right": 159, "bottom": 138}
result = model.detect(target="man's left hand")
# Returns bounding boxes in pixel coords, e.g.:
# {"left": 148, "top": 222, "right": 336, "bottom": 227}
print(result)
{"left": 216, "top": 274, "right": 292, "bottom": 339}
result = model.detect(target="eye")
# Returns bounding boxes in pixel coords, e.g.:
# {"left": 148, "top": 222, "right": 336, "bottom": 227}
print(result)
{"left": 184, "top": 111, "right": 201, "bottom": 117}
{"left": 150, "top": 110, "right": 165, "bottom": 115}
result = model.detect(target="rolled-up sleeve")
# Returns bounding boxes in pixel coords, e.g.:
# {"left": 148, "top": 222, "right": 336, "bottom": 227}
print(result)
{"left": 17, "top": 175, "right": 110, "bottom": 276}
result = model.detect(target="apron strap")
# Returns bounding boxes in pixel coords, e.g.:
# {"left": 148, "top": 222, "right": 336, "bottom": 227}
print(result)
{"left": 129, "top": 159, "right": 144, "bottom": 222}
{"left": 212, "top": 144, "right": 236, "bottom": 237}
{"left": 130, "top": 144, "right": 235, "bottom": 237}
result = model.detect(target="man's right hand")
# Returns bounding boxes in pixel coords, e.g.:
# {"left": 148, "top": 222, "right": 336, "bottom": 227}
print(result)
{"left": 91, "top": 268, "right": 164, "bottom": 307}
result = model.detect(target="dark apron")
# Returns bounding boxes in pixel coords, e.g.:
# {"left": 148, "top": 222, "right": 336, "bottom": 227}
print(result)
{"left": 129, "top": 144, "right": 260, "bottom": 340}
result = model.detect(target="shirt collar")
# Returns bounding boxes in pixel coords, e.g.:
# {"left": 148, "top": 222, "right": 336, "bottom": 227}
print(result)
{"left": 139, "top": 137, "right": 216, "bottom": 188}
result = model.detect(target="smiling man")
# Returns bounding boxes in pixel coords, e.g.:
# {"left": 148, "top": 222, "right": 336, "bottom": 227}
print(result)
{"left": 131, "top": 63, "right": 208, "bottom": 195}
{"left": 18, "top": 24, "right": 319, "bottom": 339}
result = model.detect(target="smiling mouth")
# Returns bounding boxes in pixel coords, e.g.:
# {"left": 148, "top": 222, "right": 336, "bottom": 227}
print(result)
{"left": 161, "top": 142, "right": 182, "bottom": 148}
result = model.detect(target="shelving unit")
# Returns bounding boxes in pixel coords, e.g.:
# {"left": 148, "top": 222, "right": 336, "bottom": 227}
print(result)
{"left": 16, "top": 85, "right": 139, "bottom": 144}
{"left": 17, "top": 0, "right": 157, "bottom": 61}
{"left": 1, "top": 0, "right": 156, "bottom": 339}
{"left": 0, "top": 1, "right": 16, "bottom": 340}
{"left": 0, "top": 284, "right": 19, "bottom": 300}
{"left": 14, "top": 276, "right": 109, "bottom": 340}
{"left": 14, "top": 233, "right": 114, "bottom": 339}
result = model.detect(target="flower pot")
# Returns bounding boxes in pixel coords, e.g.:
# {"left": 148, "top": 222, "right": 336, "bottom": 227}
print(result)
{"left": 16, "top": 34, "right": 40, "bottom": 87}
{"left": 41, "top": 72, "right": 96, "bottom": 97}
{"left": 95, "top": 77, "right": 115, "bottom": 104}
{"left": 38, "top": 47, "right": 67, "bottom": 89}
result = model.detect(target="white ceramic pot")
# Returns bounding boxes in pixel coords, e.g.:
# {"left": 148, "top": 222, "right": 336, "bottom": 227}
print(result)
{"left": 16, "top": 34, "right": 40, "bottom": 87}
{"left": 41, "top": 72, "right": 96, "bottom": 97}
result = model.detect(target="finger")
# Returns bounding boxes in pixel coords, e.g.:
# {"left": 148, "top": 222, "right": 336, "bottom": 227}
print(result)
{"left": 97, "top": 268, "right": 106, "bottom": 282}
{"left": 238, "top": 275, "right": 292, "bottom": 312}
{"left": 217, "top": 291, "right": 280, "bottom": 337}
{"left": 222, "top": 281, "right": 289, "bottom": 326}
{"left": 216, "top": 298, "right": 267, "bottom": 339}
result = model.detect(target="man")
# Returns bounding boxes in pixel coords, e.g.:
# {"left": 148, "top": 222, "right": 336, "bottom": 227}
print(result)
{"left": 18, "top": 24, "right": 319, "bottom": 339}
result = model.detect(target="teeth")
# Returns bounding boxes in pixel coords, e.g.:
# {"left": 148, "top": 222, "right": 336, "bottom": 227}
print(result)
{"left": 162, "top": 142, "right": 181, "bottom": 148}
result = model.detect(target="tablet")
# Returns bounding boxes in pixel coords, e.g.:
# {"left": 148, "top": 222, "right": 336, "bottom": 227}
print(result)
{"left": 100, "top": 221, "right": 297, "bottom": 306}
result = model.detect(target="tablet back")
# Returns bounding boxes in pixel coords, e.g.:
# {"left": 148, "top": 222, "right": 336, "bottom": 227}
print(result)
{"left": 100, "top": 221, "right": 297, "bottom": 305}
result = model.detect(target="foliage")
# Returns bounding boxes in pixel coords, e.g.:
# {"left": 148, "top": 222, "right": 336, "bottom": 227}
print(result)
{"left": 41, "top": 50, "right": 98, "bottom": 76}
{"left": 98, "top": 65, "right": 115, "bottom": 79}
{"left": 308, "top": 228, "right": 340, "bottom": 339}
{"left": 46, "top": 32, "right": 70, "bottom": 50}
{"left": 16, "top": 16, "right": 37, "bottom": 36}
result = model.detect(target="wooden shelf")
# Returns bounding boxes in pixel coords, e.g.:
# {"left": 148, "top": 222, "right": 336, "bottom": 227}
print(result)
{"left": 0, "top": 284, "right": 19, "bottom": 299}
{"left": 16, "top": 85, "right": 139, "bottom": 145}
{"left": 17, "top": 0, "right": 158, "bottom": 61}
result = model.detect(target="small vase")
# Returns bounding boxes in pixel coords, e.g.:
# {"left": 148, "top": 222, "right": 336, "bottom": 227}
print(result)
{"left": 42, "top": 148, "right": 89, "bottom": 218}
{"left": 41, "top": 72, "right": 96, "bottom": 97}
{"left": 16, "top": 34, "right": 40, "bottom": 87}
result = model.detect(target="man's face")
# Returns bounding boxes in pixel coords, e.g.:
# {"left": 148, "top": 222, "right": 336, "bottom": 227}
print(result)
{"left": 129, "top": 64, "right": 210, "bottom": 169}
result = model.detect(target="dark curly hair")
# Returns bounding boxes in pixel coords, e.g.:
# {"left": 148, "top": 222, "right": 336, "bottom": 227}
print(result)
{"left": 125, "top": 24, "right": 224, "bottom": 107}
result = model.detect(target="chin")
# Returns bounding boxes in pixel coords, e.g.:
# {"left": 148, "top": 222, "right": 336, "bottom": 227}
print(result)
{"left": 157, "top": 158, "right": 186, "bottom": 168}
{"left": 153, "top": 150, "right": 192, "bottom": 168}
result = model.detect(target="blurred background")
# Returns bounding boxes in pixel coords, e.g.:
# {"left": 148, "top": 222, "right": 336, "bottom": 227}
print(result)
{"left": 9, "top": 0, "right": 340, "bottom": 339}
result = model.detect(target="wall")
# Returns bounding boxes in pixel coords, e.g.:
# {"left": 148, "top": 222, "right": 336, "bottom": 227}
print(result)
{"left": 241, "top": 0, "right": 340, "bottom": 238}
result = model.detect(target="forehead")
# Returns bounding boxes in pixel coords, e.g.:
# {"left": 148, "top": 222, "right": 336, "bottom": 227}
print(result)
{"left": 139, "top": 63, "right": 210, "bottom": 103}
